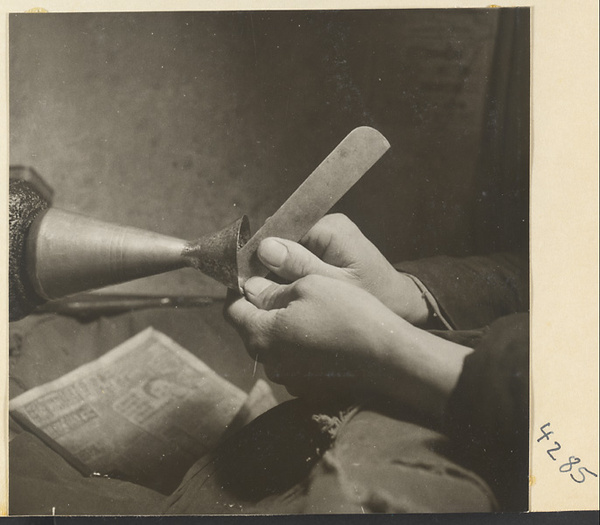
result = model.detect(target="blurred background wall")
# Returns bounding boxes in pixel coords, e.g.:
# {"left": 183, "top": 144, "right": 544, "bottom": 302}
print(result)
{"left": 9, "top": 9, "right": 529, "bottom": 297}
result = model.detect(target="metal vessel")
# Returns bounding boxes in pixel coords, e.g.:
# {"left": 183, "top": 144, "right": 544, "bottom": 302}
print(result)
{"left": 26, "top": 208, "right": 250, "bottom": 300}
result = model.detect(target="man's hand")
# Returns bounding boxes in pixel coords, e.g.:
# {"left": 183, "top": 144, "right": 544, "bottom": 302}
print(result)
{"left": 226, "top": 275, "right": 399, "bottom": 397}
{"left": 254, "top": 214, "right": 430, "bottom": 325}
{"left": 225, "top": 274, "right": 472, "bottom": 421}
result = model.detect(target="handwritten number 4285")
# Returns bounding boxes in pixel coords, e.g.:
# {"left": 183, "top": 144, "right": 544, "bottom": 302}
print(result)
{"left": 537, "top": 423, "right": 598, "bottom": 484}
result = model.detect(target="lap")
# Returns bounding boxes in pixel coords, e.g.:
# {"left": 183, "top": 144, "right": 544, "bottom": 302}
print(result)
{"left": 163, "top": 398, "right": 497, "bottom": 514}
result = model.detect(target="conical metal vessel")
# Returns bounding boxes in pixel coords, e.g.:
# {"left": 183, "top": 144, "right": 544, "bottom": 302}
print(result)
{"left": 26, "top": 208, "right": 250, "bottom": 300}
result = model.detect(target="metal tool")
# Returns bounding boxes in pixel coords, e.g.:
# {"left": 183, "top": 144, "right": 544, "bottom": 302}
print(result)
{"left": 10, "top": 126, "right": 389, "bottom": 320}
{"left": 34, "top": 293, "right": 218, "bottom": 321}
{"left": 236, "top": 126, "right": 390, "bottom": 290}
{"left": 25, "top": 209, "right": 250, "bottom": 302}
{"left": 10, "top": 173, "right": 249, "bottom": 320}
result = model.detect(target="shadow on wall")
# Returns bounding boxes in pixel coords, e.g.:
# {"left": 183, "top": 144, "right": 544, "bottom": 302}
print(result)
{"left": 9, "top": 9, "right": 529, "bottom": 296}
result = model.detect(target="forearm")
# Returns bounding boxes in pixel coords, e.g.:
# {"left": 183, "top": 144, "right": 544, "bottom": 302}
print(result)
{"left": 371, "top": 318, "right": 473, "bottom": 424}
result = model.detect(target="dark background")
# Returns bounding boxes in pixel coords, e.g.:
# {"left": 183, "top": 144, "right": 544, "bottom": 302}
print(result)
{"left": 9, "top": 9, "right": 529, "bottom": 298}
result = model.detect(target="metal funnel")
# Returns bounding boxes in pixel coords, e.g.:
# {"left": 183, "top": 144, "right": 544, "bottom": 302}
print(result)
{"left": 26, "top": 208, "right": 250, "bottom": 300}
{"left": 182, "top": 215, "right": 250, "bottom": 290}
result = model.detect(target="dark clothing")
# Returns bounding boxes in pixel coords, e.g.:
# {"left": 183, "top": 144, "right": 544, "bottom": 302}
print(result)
{"left": 397, "top": 252, "right": 528, "bottom": 330}
{"left": 161, "top": 399, "right": 498, "bottom": 514}
{"left": 443, "top": 313, "right": 529, "bottom": 512}
{"left": 399, "top": 253, "right": 529, "bottom": 511}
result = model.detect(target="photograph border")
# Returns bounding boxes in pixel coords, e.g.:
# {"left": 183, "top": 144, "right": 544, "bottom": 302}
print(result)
{"left": 1, "top": 0, "right": 598, "bottom": 516}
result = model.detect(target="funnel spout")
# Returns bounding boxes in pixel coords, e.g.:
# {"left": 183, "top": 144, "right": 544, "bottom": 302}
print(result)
{"left": 182, "top": 215, "right": 251, "bottom": 289}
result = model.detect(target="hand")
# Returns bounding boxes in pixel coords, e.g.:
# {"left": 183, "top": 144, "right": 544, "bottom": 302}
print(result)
{"left": 254, "top": 214, "right": 430, "bottom": 325}
{"left": 227, "top": 274, "right": 402, "bottom": 396}
{"left": 225, "top": 274, "right": 472, "bottom": 421}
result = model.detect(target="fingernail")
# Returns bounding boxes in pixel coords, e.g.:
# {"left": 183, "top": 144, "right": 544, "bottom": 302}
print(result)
{"left": 244, "top": 277, "right": 271, "bottom": 298}
{"left": 258, "top": 238, "right": 288, "bottom": 267}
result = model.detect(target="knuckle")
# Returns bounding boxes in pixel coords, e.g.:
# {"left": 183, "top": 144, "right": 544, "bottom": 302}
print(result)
{"left": 258, "top": 285, "right": 277, "bottom": 308}
{"left": 311, "top": 214, "right": 340, "bottom": 236}
{"left": 337, "top": 215, "right": 360, "bottom": 236}
{"left": 294, "top": 255, "right": 313, "bottom": 277}
{"left": 314, "top": 214, "right": 360, "bottom": 246}
{"left": 326, "top": 213, "right": 353, "bottom": 230}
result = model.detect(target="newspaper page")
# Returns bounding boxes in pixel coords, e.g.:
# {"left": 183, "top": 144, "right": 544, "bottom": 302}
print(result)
{"left": 9, "top": 327, "right": 249, "bottom": 494}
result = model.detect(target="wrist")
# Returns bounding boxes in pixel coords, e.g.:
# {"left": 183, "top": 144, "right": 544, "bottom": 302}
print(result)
{"left": 384, "top": 271, "right": 431, "bottom": 326}
{"left": 374, "top": 320, "right": 473, "bottom": 423}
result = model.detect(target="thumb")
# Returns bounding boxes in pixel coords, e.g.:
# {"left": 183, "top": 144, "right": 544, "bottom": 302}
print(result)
{"left": 257, "top": 237, "right": 340, "bottom": 282}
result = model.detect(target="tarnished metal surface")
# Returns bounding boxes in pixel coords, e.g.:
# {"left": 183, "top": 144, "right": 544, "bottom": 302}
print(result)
{"left": 236, "top": 127, "right": 390, "bottom": 291}
{"left": 182, "top": 215, "right": 251, "bottom": 290}
{"left": 9, "top": 179, "right": 51, "bottom": 321}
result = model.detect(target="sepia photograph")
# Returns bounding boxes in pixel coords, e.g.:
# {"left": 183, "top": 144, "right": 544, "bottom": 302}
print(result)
{"left": 4, "top": 6, "right": 540, "bottom": 516}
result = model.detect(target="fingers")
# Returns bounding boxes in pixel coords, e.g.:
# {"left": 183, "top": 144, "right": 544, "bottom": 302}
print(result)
{"left": 302, "top": 213, "right": 359, "bottom": 250}
{"left": 224, "top": 292, "right": 278, "bottom": 360}
{"left": 225, "top": 291, "right": 269, "bottom": 333}
{"left": 225, "top": 277, "right": 297, "bottom": 359}
{"left": 299, "top": 214, "right": 370, "bottom": 270}
{"left": 243, "top": 276, "right": 297, "bottom": 310}
{"left": 257, "top": 237, "right": 341, "bottom": 282}
{"left": 303, "top": 214, "right": 357, "bottom": 241}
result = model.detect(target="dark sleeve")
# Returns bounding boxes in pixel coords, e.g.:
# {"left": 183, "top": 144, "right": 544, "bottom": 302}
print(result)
{"left": 441, "top": 313, "right": 529, "bottom": 511}
{"left": 395, "top": 252, "right": 528, "bottom": 330}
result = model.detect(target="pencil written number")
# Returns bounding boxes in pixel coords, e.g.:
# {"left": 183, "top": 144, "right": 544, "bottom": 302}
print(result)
{"left": 537, "top": 423, "right": 598, "bottom": 484}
